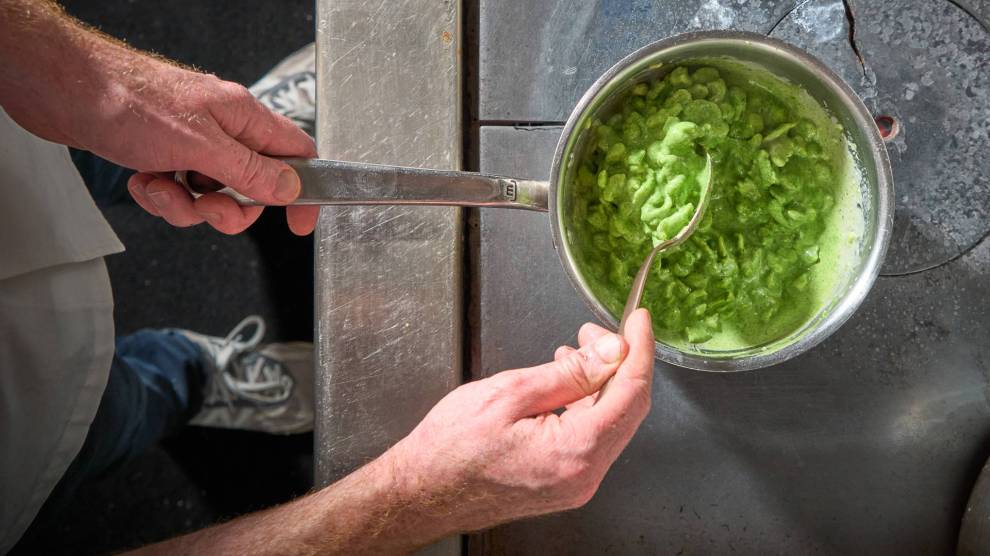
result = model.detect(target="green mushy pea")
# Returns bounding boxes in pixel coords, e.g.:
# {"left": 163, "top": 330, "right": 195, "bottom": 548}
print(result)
{"left": 569, "top": 62, "right": 852, "bottom": 347}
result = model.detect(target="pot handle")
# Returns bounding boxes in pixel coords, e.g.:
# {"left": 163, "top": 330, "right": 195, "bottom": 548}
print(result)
{"left": 175, "top": 158, "right": 550, "bottom": 212}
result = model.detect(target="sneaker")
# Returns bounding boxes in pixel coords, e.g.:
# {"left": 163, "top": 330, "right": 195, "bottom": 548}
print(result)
{"left": 250, "top": 43, "right": 316, "bottom": 138}
{"left": 179, "top": 316, "right": 315, "bottom": 435}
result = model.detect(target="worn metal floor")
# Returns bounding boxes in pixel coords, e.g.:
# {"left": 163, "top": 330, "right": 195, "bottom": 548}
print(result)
{"left": 11, "top": 2, "right": 316, "bottom": 554}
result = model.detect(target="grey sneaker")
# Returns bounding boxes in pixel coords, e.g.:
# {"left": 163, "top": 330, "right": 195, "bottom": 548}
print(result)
{"left": 180, "top": 316, "right": 314, "bottom": 435}
{"left": 250, "top": 43, "right": 316, "bottom": 138}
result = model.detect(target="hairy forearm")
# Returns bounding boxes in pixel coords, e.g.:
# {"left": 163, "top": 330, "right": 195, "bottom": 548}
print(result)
{"left": 132, "top": 448, "right": 454, "bottom": 556}
{"left": 0, "top": 0, "right": 155, "bottom": 147}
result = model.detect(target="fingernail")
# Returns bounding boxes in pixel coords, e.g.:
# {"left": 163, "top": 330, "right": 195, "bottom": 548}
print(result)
{"left": 274, "top": 170, "right": 300, "bottom": 202}
{"left": 200, "top": 211, "right": 223, "bottom": 224}
{"left": 148, "top": 189, "right": 171, "bottom": 209}
{"left": 592, "top": 334, "right": 623, "bottom": 364}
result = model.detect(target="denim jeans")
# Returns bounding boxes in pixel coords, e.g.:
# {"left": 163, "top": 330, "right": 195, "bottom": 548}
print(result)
{"left": 13, "top": 152, "right": 206, "bottom": 551}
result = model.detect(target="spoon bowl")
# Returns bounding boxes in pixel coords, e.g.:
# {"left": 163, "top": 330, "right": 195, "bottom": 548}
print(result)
{"left": 617, "top": 146, "right": 713, "bottom": 336}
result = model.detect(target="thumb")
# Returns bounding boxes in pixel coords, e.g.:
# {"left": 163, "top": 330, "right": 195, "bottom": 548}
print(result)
{"left": 196, "top": 134, "right": 302, "bottom": 205}
{"left": 503, "top": 332, "right": 628, "bottom": 418}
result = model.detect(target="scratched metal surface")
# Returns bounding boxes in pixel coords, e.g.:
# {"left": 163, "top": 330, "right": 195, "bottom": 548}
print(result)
{"left": 480, "top": 0, "right": 990, "bottom": 276}
{"left": 313, "top": 4, "right": 462, "bottom": 555}
{"left": 473, "top": 124, "right": 990, "bottom": 554}
{"left": 770, "top": 0, "right": 990, "bottom": 276}
{"left": 478, "top": 0, "right": 799, "bottom": 122}
{"left": 474, "top": 127, "right": 592, "bottom": 373}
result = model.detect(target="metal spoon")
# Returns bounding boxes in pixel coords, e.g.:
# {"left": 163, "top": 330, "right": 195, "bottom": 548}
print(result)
{"left": 618, "top": 146, "right": 713, "bottom": 335}
{"left": 596, "top": 146, "right": 713, "bottom": 400}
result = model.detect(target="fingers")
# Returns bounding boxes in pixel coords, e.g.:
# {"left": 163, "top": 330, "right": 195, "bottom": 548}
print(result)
{"left": 128, "top": 171, "right": 267, "bottom": 233}
{"left": 500, "top": 332, "right": 629, "bottom": 418}
{"left": 193, "top": 193, "right": 265, "bottom": 234}
{"left": 555, "top": 343, "right": 599, "bottom": 411}
{"left": 287, "top": 206, "right": 320, "bottom": 236}
{"left": 129, "top": 173, "right": 204, "bottom": 227}
{"left": 555, "top": 321, "right": 611, "bottom": 360}
{"left": 194, "top": 134, "right": 304, "bottom": 205}
{"left": 576, "top": 308, "right": 654, "bottom": 434}
{"left": 127, "top": 173, "right": 160, "bottom": 217}
{"left": 212, "top": 84, "right": 317, "bottom": 157}
{"left": 192, "top": 83, "right": 316, "bottom": 207}
{"left": 578, "top": 322, "right": 610, "bottom": 348}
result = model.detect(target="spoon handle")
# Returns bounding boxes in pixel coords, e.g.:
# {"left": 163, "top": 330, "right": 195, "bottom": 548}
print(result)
{"left": 175, "top": 158, "right": 550, "bottom": 211}
{"left": 617, "top": 242, "right": 669, "bottom": 335}
{"left": 597, "top": 148, "right": 712, "bottom": 403}
{"left": 596, "top": 241, "right": 668, "bottom": 401}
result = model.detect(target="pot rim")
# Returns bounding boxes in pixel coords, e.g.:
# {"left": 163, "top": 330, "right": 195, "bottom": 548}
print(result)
{"left": 547, "top": 30, "right": 894, "bottom": 372}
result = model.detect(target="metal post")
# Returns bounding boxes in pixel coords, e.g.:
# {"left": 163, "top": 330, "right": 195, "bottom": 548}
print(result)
{"left": 313, "top": 1, "right": 462, "bottom": 553}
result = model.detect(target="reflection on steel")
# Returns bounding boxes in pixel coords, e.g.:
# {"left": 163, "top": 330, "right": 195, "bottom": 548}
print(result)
{"left": 179, "top": 158, "right": 549, "bottom": 210}
{"left": 273, "top": 158, "right": 546, "bottom": 209}
{"left": 772, "top": 0, "right": 990, "bottom": 275}
{"left": 313, "top": 1, "right": 462, "bottom": 554}
{"left": 478, "top": 0, "right": 797, "bottom": 122}
{"left": 960, "top": 455, "right": 990, "bottom": 555}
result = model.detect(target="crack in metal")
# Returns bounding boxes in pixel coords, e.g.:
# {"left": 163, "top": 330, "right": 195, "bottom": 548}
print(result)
{"left": 476, "top": 120, "right": 566, "bottom": 127}
{"left": 946, "top": 0, "right": 990, "bottom": 33}
{"left": 879, "top": 0, "right": 990, "bottom": 277}
{"left": 841, "top": 0, "right": 868, "bottom": 79}
{"left": 766, "top": 0, "right": 813, "bottom": 36}
{"left": 882, "top": 228, "right": 990, "bottom": 277}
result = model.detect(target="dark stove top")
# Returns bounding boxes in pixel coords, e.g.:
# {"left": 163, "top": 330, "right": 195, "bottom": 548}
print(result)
{"left": 471, "top": 1, "right": 990, "bottom": 553}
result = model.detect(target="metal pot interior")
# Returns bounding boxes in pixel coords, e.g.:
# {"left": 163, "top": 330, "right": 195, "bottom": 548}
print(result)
{"left": 549, "top": 31, "right": 893, "bottom": 371}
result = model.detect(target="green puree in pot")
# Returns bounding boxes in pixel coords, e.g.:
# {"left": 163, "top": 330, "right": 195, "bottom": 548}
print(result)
{"left": 569, "top": 62, "right": 860, "bottom": 348}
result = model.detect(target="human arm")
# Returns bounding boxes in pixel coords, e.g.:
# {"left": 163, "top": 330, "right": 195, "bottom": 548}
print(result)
{"left": 134, "top": 309, "right": 655, "bottom": 555}
{"left": 0, "top": 0, "right": 319, "bottom": 234}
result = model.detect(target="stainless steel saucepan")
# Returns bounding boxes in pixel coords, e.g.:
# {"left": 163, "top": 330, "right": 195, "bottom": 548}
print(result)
{"left": 180, "top": 30, "right": 893, "bottom": 371}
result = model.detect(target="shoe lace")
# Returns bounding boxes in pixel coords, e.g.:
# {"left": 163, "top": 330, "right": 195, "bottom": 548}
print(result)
{"left": 223, "top": 354, "right": 293, "bottom": 404}
{"left": 213, "top": 315, "right": 266, "bottom": 369}
{"left": 205, "top": 316, "right": 294, "bottom": 407}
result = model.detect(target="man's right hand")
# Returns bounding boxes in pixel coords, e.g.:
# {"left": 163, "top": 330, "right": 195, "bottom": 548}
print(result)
{"left": 383, "top": 308, "right": 655, "bottom": 537}
{"left": 134, "top": 310, "right": 655, "bottom": 555}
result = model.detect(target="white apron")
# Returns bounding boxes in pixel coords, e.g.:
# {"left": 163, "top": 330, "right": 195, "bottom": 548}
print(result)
{"left": 0, "top": 108, "right": 124, "bottom": 552}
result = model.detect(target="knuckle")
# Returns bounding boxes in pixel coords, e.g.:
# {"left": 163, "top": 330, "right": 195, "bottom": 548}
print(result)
{"left": 631, "top": 377, "right": 653, "bottom": 412}
{"left": 557, "top": 457, "right": 592, "bottom": 485}
{"left": 493, "top": 369, "right": 530, "bottom": 394}
{"left": 489, "top": 371, "right": 528, "bottom": 403}
{"left": 470, "top": 373, "right": 517, "bottom": 414}
{"left": 569, "top": 482, "right": 599, "bottom": 509}
{"left": 555, "top": 353, "right": 593, "bottom": 395}
{"left": 219, "top": 81, "right": 252, "bottom": 101}
{"left": 552, "top": 458, "right": 601, "bottom": 509}
{"left": 236, "top": 150, "right": 268, "bottom": 191}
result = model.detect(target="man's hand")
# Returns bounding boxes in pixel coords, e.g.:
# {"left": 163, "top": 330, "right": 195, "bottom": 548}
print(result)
{"left": 0, "top": 1, "right": 318, "bottom": 235}
{"left": 136, "top": 310, "right": 654, "bottom": 555}
{"left": 383, "top": 308, "right": 655, "bottom": 541}
{"left": 117, "top": 66, "right": 320, "bottom": 235}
